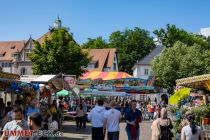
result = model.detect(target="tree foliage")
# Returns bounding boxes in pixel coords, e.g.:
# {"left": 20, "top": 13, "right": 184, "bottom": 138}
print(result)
{"left": 29, "top": 28, "right": 90, "bottom": 76}
{"left": 82, "top": 27, "right": 155, "bottom": 74}
{"left": 154, "top": 24, "right": 209, "bottom": 50}
{"left": 82, "top": 36, "right": 109, "bottom": 49}
{"left": 151, "top": 41, "right": 210, "bottom": 88}
{"left": 109, "top": 28, "right": 155, "bottom": 74}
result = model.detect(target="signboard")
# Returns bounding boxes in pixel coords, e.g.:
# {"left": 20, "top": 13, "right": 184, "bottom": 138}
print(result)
{"left": 0, "top": 72, "right": 20, "bottom": 80}
{"left": 63, "top": 75, "right": 76, "bottom": 90}
{"left": 90, "top": 84, "right": 115, "bottom": 91}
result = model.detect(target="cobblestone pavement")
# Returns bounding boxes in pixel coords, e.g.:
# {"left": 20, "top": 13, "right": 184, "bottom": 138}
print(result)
{"left": 58, "top": 120, "right": 152, "bottom": 140}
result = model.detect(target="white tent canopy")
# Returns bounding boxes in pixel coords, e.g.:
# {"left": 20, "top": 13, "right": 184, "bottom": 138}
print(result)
{"left": 32, "top": 75, "right": 57, "bottom": 83}
{"left": 20, "top": 75, "right": 40, "bottom": 83}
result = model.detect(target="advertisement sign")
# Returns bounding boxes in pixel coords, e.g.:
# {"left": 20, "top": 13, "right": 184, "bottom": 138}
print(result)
{"left": 63, "top": 75, "right": 76, "bottom": 90}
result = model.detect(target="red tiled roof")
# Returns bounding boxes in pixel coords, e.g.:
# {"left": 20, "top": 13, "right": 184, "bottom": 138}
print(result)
{"left": 88, "top": 48, "right": 117, "bottom": 71}
{"left": 0, "top": 41, "right": 25, "bottom": 61}
{"left": 36, "top": 31, "right": 51, "bottom": 44}
{"left": 106, "top": 48, "right": 116, "bottom": 67}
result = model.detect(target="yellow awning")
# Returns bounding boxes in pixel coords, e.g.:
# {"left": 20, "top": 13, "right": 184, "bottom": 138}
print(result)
{"left": 176, "top": 74, "right": 210, "bottom": 91}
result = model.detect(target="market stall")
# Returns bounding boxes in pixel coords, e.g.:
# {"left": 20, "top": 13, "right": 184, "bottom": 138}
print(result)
{"left": 0, "top": 72, "right": 20, "bottom": 89}
{"left": 0, "top": 72, "right": 20, "bottom": 106}
{"left": 175, "top": 74, "right": 210, "bottom": 137}
{"left": 176, "top": 74, "right": 210, "bottom": 104}
{"left": 31, "top": 74, "right": 63, "bottom": 104}
{"left": 176, "top": 74, "right": 210, "bottom": 91}
{"left": 78, "top": 72, "right": 157, "bottom": 102}
{"left": 80, "top": 71, "right": 133, "bottom": 80}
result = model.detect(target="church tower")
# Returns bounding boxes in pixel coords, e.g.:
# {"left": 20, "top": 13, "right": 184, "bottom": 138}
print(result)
{"left": 53, "top": 16, "right": 62, "bottom": 29}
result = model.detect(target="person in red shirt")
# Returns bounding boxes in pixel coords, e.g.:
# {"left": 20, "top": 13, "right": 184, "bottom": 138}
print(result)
{"left": 149, "top": 105, "right": 155, "bottom": 120}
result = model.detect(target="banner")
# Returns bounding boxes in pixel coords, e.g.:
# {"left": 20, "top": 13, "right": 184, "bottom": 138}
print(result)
{"left": 63, "top": 75, "right": 76, "bottom": 90}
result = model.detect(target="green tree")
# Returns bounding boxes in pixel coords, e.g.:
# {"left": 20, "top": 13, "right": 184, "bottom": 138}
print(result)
{"left": 109, "top": 27, "right": 155, "bottom": 74}
{"left": 29, "top": 28, "right": 90, "bottom": 76}
{"left": 82, "top": 36, "right": 109, "bottom": 49}
{"left": 207, "top": 36, "right": 210, "bottom": 47}
{"left": 151, "top": 41, "right": 210, "bottom": 89}
{"left": 154, "top": 24, "right": 209, "bottom": 50}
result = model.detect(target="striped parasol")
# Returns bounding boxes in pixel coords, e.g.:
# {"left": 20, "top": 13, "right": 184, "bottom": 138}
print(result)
{"left": 80, "top": 71, "right": 133, "bottom": 80}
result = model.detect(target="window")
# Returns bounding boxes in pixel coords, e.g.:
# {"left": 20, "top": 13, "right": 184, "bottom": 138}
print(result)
{"left": 20, "top": 68, "right": 27, "bottom": 75}
{"left": 1, "top": 63, "right": 11, "bottom": 67}
{"left": 11, "top": 46, "right": 15, "bottom": 49}
{"left": 5, "top": 63, "right": 8, "bottom": 67}
{"left": 103, "top": 67, "right": 110, "bottom": 71}
{"left": 113, "top": 63, "right": 117, "bottom": 71}
{"left": 88, "top": 64, "right": 95, "bottom": 69}
{"left": 0, "top": 52, "right": 6, "bottom": 57}
{"left": 25, "top": 52, "right": 31, "bottom": 61}
{"left": 144, "top": 69, "right": 149, "bottom": 75}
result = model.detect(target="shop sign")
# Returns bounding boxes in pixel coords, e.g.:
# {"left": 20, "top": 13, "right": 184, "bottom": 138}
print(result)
{"left": 90, "top": 84, "right": 115, "bottom": 91}
{"left": 0, "top": 72, "right": 20, "bottom": 80}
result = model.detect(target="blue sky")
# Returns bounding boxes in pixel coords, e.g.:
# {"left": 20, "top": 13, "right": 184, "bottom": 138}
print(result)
{"left": 0, "top": 0, "right": 210, "bottom": 45}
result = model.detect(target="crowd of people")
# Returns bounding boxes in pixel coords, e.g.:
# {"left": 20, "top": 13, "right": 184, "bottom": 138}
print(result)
{"left": 83, "top": 98, "right": 205, "bottom": 140}
{"left": 86, "top": 99, "right": 142, "bottom": 140}
{"left": 0, "top": 96, "right": 206, "bottom": 140}
{"left": 0, "top": 97, "right": 66, "bottom": 140}
{"left": 150, "top": 106, "right": 204, "bottom": 140}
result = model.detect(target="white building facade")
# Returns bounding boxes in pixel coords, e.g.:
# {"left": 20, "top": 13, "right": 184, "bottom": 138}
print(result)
{"left": 132, "top": 46, "right": 163, "bottom": 79}
{"left": 132, "top": 46, "right": 164, "bottom": 101}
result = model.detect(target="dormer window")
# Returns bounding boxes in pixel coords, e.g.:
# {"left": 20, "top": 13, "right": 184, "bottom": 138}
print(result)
{"left": 11, "top": 46, "right": 15, "bottom": 49}
{"left": 87, "top": 60, "right": 98, "bottom": 69}
{"left": 88, "top": 64, "right": 95, "bottom": 69}
{"left": 0, "top": 52, "right": 6, "bottom": 57}
{"left": 103, "top": 67, "right": 110, "bottom": 71}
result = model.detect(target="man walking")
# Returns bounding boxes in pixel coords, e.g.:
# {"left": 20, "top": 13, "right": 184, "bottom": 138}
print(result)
{"left": 88, "top": 99, "right": 106, "bottom": 140}
{"left": 104, "top": 101, "right": 122, "bottom": 140}
{"left": 28, "top": 113, "right": 49, "bottom": 140}
{"left": 125, "top": 100, "right": 142, "bottom": 140}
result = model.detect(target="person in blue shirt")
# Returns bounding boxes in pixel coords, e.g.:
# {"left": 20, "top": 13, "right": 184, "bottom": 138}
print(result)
{"left": 26, "top": 99, "right": 40, "bottom": 119}
{"left": 123, "top": 102, "right": 130, "bottom": 117}
{"left": 125, "top": 100, "right": 142, "bottom": 140}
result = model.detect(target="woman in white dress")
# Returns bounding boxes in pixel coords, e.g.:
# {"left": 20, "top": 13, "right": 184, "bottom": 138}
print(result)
{"left": 181, "top": 114, "right": 204, "bottom": 140}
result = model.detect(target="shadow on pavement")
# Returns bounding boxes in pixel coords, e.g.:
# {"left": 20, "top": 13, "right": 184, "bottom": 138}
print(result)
{"left": 142, "top": 120, "right": 152, "bottom": 123}
{"left": 61, "top": 121, "right": 92, "bottom": 135}
{"left": 57, "top": 137, "right": 84, "bottom": 140}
